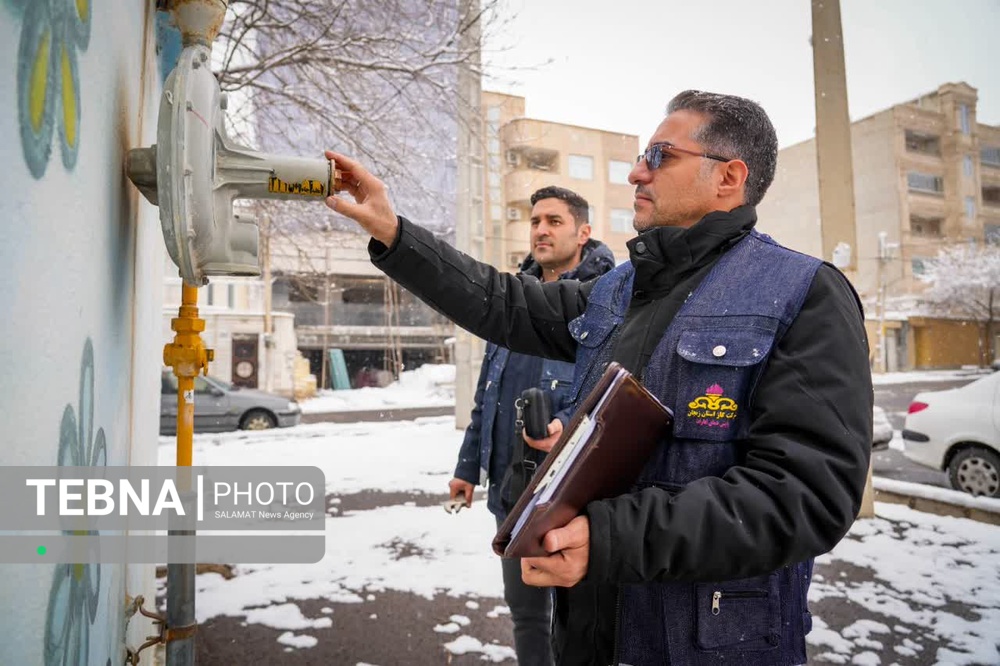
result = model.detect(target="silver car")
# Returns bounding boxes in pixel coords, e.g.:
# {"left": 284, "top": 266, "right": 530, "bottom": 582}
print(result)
{"left": 160, "top": 371, "right": 301, "bottom": 435}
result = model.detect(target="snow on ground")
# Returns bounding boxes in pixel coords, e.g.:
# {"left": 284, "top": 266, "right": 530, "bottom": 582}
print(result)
{"left": 295, "top": 363, "right": 986, "bottom": 414}
{"left": 159, "top": 421, "right": 1000, "bottom": 662}
{"left": 299, "top": 364, "right": 455, "bottom": 414}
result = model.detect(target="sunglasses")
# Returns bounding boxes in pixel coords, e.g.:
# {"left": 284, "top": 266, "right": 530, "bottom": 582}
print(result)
{"left": 637, "top": 142, "right": 733, "bottom": 170}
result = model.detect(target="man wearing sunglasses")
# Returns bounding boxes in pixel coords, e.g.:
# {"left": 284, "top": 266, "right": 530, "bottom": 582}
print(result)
{"left": 324, "top": 90, "right": 871, "bottom": 666}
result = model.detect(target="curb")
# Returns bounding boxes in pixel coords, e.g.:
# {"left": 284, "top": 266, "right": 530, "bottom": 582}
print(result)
{"left": 873, "top": 477, "right": 1000, "bottom": 525}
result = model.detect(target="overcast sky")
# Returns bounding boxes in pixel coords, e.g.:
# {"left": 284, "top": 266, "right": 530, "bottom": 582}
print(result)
{"left": 482, "top": 0, "right": 999, "bottom": 149}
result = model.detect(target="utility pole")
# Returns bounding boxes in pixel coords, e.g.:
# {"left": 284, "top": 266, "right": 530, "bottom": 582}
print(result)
{"left": 321, "top": 274, "right": 330, "bottom": 391}
{"left": 812, "top": 0, "right": 857, "bottom": 276}
{"left": 812, "top": 0, "right": 873, "bottom": 518}
{"left": 262, "top": 212, "right": 274, "bottom": 392}
{"left": 875, "top": 232, "right": 898, "bottom": 374}
{"left": 453, "top": 0, "right": 484, "bottom": 430}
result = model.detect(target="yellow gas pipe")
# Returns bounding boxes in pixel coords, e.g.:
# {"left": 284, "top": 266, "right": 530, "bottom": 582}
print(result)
{"left": 163, "top": 284, "right": 213, "bottom": 466}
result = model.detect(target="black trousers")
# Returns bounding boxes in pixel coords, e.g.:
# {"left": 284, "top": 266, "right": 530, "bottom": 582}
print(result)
{"left": 499, "top": 524, "right": 553, "bottom": 665}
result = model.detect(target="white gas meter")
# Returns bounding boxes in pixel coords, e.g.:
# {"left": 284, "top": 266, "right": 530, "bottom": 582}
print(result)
{"left": 127, "top": 42, "right": 342, "bottom": 285}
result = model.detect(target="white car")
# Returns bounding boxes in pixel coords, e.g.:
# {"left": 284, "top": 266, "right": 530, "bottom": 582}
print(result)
{"left": 902, "top": 372, "right": 1000, "bottom": 497}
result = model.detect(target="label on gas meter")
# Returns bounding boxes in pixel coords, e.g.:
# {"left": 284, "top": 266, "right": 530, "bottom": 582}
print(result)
{"left": 267, "top": 176, "right": 327, "bottom": 196}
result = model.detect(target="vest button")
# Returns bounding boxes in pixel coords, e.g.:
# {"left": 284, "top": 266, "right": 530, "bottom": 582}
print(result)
{"left": 712, "top": 345, "right": 727, "bottom": 357}
{"left": 635, "top": 241, "right": 647, "bottom": 254}
{"left": 580, "top": 331, "right": 589, "bottom": 340}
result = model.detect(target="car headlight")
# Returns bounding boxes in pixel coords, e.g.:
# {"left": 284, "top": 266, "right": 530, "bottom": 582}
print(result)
{"left": 287, "top": 401, "right": 300, "bottom": 412}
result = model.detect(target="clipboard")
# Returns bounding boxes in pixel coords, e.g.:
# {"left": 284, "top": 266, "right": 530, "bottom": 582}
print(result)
{"left": 492, "top": 362, "right": 673, "bottom": 558}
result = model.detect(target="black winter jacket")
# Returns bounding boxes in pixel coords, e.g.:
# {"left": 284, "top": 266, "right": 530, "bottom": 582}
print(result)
{"left": 371, "top": 207, "right": 872, "bottom": 663}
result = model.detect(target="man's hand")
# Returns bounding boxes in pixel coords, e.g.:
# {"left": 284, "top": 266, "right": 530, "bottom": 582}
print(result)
{"left": 323, "top": 151, "right": 399, "bottom": 246}
{"left": 521, "top": 515, "right": 589, "bottom": 587}
{"left": 524, "top": 418, "right": 563, "bottom": 453}
{"left": 448, "top": 477, "right": 474, "bottom": 508}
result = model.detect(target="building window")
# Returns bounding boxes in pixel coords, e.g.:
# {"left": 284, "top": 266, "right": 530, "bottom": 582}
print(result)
{"left": 982, "top": 146, "right": 1000, "bottom": 167}
{"left": 904, "top": 130, "right": 941, "bottom": 156}
{"left": 958, "top": 104, "right": 970, "bottom": 135}
{"left": 608, "top": 160, "right": 632, "bottom": 185}
{"left": 228, "top": 284, "right": 235, "bottom": 309}
{"left": 906, "top": 171, "right": 944, "bottom": 195}
{"left": 911, "top": 257, "right": 930, "bottom": 275}
{"left": 490, "top": 203, "right": 502, "bottom": 221}
{"left": 909, "top": 215, "right": 942, "bottom": 237}
{"left": 205, "top": 284, "right": 215, "bottom": 306}
{"left": 588, "top": 206, "right": 596, "bottom": 225}
{"left": 568, "top": 154, "right": 594, "bottom": 180}
{"left": 986, "top": 224, "right": 1000, "bottom": 245}
{"left": 963, "top": 155, "right": 974, "bottom": 177}
{"left": 983, "top": 186, "right": 1000, "bottom": 208}
{"left": 965, "top": 195, "right": 976, "bottom": 220}
{"left": 488, "top": 137, "right": 500, "bottom": 154}
{"left": 487, "top": 106, "right": 501, "bottom": 122}
{"left": 610, "top": 208, "right": 633, "bottom": 233}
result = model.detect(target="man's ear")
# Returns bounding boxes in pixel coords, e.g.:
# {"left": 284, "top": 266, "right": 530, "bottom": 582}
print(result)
{"left": 718, "top": 159, "right": 749, "bottom": 199}
{"left": 577, "top": 223, "right": 592, "bottom": 245}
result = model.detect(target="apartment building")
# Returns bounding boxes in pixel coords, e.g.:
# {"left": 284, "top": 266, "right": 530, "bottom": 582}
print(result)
{"left": 757, "top": 82, "right": 1000, "bottom": 369}
{"left": 481, "top": 92, "right": 638, "bottom": 269}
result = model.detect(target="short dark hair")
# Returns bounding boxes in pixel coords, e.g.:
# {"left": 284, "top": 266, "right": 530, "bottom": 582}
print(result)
{"left": 667, "top": 90, "right": 778, "bottom": 207}
{"left": 530, "top": 186, "right": 590, "bottom": 227}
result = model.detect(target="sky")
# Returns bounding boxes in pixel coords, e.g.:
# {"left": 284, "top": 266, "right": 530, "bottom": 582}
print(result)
{"left": 481, "top": 0, "right": 999, "bottom": 149}
{"left": 156, "top": 368, "right": 1000, "bottom": 663}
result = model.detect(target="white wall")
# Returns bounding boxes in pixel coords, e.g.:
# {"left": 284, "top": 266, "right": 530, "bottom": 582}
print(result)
{"left": 0, "top": 1, "right": 161, "bottom": 663}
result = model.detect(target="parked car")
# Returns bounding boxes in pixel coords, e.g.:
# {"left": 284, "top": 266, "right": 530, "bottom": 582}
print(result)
{"left": 902, "top": 372, "right": 1000, "bottom": 497}
{"left": 872, "top": 406, "right": 893, "bottom": 450}
{"left": 160, "top": 371, "right": 301, "bottom": 435}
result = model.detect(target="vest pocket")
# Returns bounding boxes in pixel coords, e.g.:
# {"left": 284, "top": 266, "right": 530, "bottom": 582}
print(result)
{"left": 673, "top": 327, "right": 775, "bottom": 442}
{"left": 695, "top": 573, "right": 780, "bottom": 651}
{"left": 567, "top": 313, "right": 620, "bottom": 402}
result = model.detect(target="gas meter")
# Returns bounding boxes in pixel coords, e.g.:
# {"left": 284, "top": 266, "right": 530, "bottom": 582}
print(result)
{"left": 127, "top": 41, "right": 342, "bottom": 285}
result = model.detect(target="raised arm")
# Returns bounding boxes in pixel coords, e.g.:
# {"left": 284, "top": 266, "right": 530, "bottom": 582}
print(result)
{"left": 325, "top": 151, "right": 591, "bottom": 360}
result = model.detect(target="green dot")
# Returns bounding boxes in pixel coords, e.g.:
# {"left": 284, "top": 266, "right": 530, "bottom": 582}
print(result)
{"left": 37, "top": 546, "right": 46, "bottom": 556}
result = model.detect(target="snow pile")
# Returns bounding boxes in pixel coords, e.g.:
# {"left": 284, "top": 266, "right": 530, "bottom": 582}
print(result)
{"left": 300, "top": 364, "right": 456, "bottom": 414}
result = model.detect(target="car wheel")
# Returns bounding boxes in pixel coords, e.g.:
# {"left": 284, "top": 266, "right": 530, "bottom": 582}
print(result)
{"left": 241, "top": 409, "right": 276, "bottom": 431}
{"left": 947, "top": 446, "right": 1000, "bottom": 498}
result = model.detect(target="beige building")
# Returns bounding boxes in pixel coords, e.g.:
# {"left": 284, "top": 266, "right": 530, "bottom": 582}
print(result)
{"left": 481, "top": 92, "right": 639, "bottom": 268}
{"left": 162, "top": 274, "right": 300, "bottom": 396}
{"left": 757, "top": 82, "right": 1000, "bottom": 369}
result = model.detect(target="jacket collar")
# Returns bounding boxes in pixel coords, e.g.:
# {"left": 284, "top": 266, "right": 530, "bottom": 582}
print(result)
{"left": 520, "top": 238, "right": 617, "bottom": 282}
{"left": 626, "top": 205, "right": 757, "bottom": 294}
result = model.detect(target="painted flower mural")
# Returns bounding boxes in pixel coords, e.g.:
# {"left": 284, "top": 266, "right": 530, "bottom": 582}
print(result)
{"left": 44, "top": 339, "right": 108, "bottom": 666}
{"left": 8, "top": 0, "right": 91, "bottom": 178}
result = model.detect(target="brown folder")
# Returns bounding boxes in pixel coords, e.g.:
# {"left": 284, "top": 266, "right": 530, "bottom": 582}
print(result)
{"left": 493, "top": 362, "right": 673, "bottom": 559}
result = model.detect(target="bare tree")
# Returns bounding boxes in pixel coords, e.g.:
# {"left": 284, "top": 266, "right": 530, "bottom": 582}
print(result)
{"left": 920, "top": 242, "right": 1000, "bottom": 366}
{"left": 214, "top": 0, "right": 513, "bottom": 235}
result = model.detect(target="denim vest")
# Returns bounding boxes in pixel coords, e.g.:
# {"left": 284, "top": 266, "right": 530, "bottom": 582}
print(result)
{"left": 565, "top": 231, "right": 821, "bottom": 666}
{"left": 468, "top": 343, "right": 576, "bottom": 516}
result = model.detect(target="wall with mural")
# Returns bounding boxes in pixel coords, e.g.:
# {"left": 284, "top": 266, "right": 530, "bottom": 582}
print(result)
{"left": 0, "top": 0, "right": 163, "bottom": 663}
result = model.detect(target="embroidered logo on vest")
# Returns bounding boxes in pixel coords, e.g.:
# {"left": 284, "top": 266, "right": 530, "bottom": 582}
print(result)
{"left": 687, "top": 384, "right": 738, "bottom": 428}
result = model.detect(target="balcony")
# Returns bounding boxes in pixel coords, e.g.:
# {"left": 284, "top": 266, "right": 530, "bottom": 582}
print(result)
{"left": 904, "top": 130, "right": 941, "bottom": 157}
{"left": 906, "top": 171, "right": 944, "bottom": 197}
{"left": 505, "top": 145, "right": 560, "bottom": 173}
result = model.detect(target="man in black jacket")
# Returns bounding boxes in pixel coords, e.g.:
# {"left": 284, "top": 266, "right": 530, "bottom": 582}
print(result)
{"left": 450, "top": 186, "right": 615, "bottom": 666}
{"left": 322, "top": 90, "right": 872, "bottom": 665}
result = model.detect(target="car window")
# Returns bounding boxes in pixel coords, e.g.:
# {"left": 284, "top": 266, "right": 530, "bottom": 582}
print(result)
{"left": 194, "top": 377, "right": 214, "bottom": 394}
